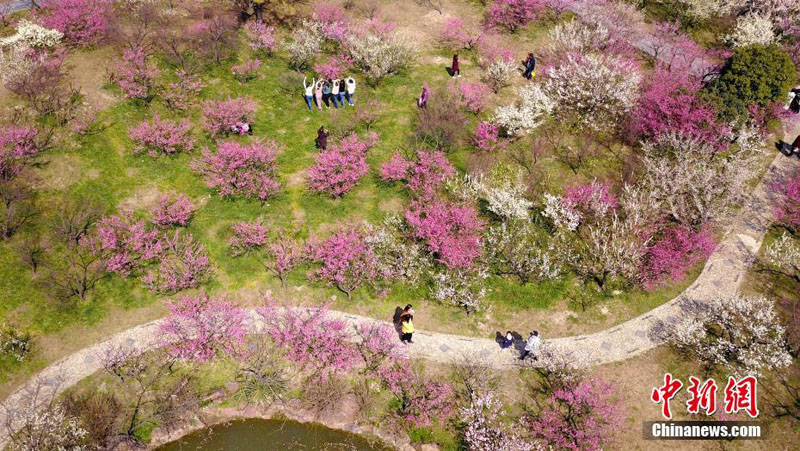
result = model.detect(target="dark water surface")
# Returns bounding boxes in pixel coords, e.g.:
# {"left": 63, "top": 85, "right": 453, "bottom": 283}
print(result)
{"left": 156, "top": 418, "right": 393, "bottom": 451}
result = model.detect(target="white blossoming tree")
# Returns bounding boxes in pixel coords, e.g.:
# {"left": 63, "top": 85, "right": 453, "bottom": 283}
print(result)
{"left": 462, "top": 392, "right": 539, "bottom": 451}
{"left": 546, "top": 19, "right": 611, "bottom": 56}
{"left": 344, "top": 31, "right": 416, "bottom": 86}
{"left": 726, "top": 14, "right": 775, "bottom": 48}
{"left": 0, "top": 20, "right": 63, "bottom": 49}
{"left": 431, "top": 267, "right": 488, "bottom": 314}
{"left": 667, "top": 296, "right": 792, "bottom": 377}
{"left": 493, "top": 84, "right": 554, "bottom": 136}
{"left": 283, "top": 20, "right": 323, "bottom": 70}
{"left": 487, "top": 221, "right": 561, "bottom": 284}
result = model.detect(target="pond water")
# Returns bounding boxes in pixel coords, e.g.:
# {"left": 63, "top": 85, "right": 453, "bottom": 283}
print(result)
{"left": 156, "top": 418, "right": 394, "bottom": 451}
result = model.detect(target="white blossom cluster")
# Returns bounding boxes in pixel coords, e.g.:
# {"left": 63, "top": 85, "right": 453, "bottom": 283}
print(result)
{"left": 461, "top": 392, "right": 539, "bottom": 451}
{"left": 764, "top": 232, "right": 800, "bottom": 278}
{"left": 465, "top": 171, "right": 533, "bottom": 221}
{"left": 547, "top": 19, "right": 610, "bottom": 56}
{"left": 10, "top": 406, "right": 88, "bottom": 451}
{"left": 544, "top": 52, "right": 640, "bottom": 131}
{"left": 282, "top": 20, "right": 324, "bottom": 70}
{"left": 365, "top": 216, "right": 431, "bottom": 285}
{"left": 0, "top": 43, "right": 36, "bottom": 83}
{"left": 431, "top": 268, "right": 488, "bottom": 314}
{"left": 542, "top": 194, "right": 580, "bottom": 231}
{"left": 680, "top": 0, "right": 745, "bottom": 20}
{"left": 668, "top": 296, "right": 792, "bottom": 377}
{"left": 482, "top": 59, "right": 516, "bottom": 92}
{"left": 725, "top": 13, "right": 775, "bottom": 48}
{"left": 344, "top": 32, "right": 416, "bottom": 84}
{"left": 487, "top": 222, "right": 562, "bottom": 283}
{"left": 0, "top": 20, "right": 63, "bottom": 49}
{"left": 492, "top": 84, "right": 554, "bottom": 136}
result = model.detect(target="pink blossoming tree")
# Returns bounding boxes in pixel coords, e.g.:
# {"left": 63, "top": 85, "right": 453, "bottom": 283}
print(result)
{"left": 116, "top": 46, "right": 160, "bottom": 102}
{"left": 314, "top": 2, "right": 350, "bottom": 41}
{"left": 379, "top": 150, "right": 455, "bottom": 201}
{"left": 259, "top": 302, "right": 359, "bottom": 380}
{"left": 439, "top": 17, "right": 486, "bottom": 50}
{"left": 267, "top": 234, "right": 303, "bottom": 288}
{"left": 196, "top": 140, "right": 281, "bottom": 203}
{"left": 313, "top": 55, "right": 353, "bottom": 80}
{"left": 564, "top": 182, "right": 618, "bottom": 225}
{"left": 229, "top": 221, "right": 270, "bottom": 256}
{"left": 405, "top": 200, "right": 485, "bottom": 269}
{"left": 159, "top": 292, "right": 248, "bottom": 362}
{"left": 353, "top": 322, "right": 407, "bottom": 373}
{"left": 164, "top": 70, "right": 205, "bottom": 111}
{"left": 307, "top": 132, "right": 376, "bottom": 198}
{"left": 473, "top": 121, "right": 507, "bottom": 152}
{"left": 307, "top": 223, "right": 379, "bottom": 297}
{"left": 486, "top": 0, "right": 544, "bottom": 33}
{"left": 0, "top": 125, "right": 42, "bottom": 183}
{"left": 143, "top": 231, "right": 211, "bottom": 293}
{"left": 129, "top": 114, "right": 195, "bottom": 156}
{"left": 97, "top": 213, "right": 162, "bottom": 276}
{"left": 378, "top": 362, "right": 456, "bottom": 427}
{"left": 231, "top": 59, "right": 262, "bottom": 83}
{"left": 773, "top": 169, "right": 800, "bottom": 233}
{"left": 38, "top": 0, "right": 112, "bottom": 46}
{"left": 642, "top": 225, "right": 715, "bottom": 289}
{"left": 201, "top": 97, "right": 257, "bottom": 138}
{"left": 150, "top": 194, "right": 195, "bottom": 227}
{"left": 245, "top": 20, "right": 276, "bottom": 55}
{"left": 528, "top": 378, "right": 621, "bottom": 451}
{"left": 453, "top": 81, "right": 491, "bottom": 114}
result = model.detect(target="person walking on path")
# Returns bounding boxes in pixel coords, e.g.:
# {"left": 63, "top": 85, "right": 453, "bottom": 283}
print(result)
{"left": 451, "top": 54, "right": 460, "bottom": 78}
{"left": 344, "top": 76, "right": 356, "bottom": 106}
{"left": 417, "top": 84, "right": 428, "bottom": 108}
{"left": 314, "top": 79, "right": 325, "bottom": 110}
{"left": 331, "top": 79, "right": 341, "bottom": 108}
{"left": 401, "top": 315, "right": 415, "bottom": 344}
{"left": 316, "top": 126, "right": 329, "bottom": 151}
{"left": 322, "top": 81, "right": 332, "bottom": 108}
{"left": 519, "top": 330, "right": 540, "bottom": 360}
{"left": 523, "top": 53, "right": 536, "bottom": 80}
{"left": 303, "top": 76, "right": 316, "bottom": 110}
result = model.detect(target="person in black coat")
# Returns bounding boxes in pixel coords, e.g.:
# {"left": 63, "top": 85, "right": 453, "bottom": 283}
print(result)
{"left": 316, "top": 126, "right": 328, "bottom": 151}
{"left": 523, "top": 53, "right": 536, "bottom": 80}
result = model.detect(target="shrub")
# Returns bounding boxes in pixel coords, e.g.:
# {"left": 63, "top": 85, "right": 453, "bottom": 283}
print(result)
{"left": 706, "top": 44, "right": 797, "bottom": 122}
{"left": 38, "top": 0, "right": 112, "bottom": 46}
{"left": 150, "top": 194, "right": 195, "bottom": 227}
{"left": 307, "top": 132, "right": 376, "bottom": 197}
{"left": 129, "top": 114, "right": 194, "bottom": 156}
{"left": 197, "top": 140, "right": 281, "bottom": 203}
{"left": 202, "top": 97, "right": 257, "bottom": 138}
{"left": 0, "top": 324, "right": 33, "bottom": 362}
{"left": 415, "top": 88, "right": 469, "bottom": 151}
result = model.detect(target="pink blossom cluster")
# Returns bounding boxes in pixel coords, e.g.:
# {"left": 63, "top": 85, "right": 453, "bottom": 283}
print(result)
{"left": 259, "top": 303, "right": 359, "bottom": 380}
{"left": 314, "top": 55, "right": 353, "bottom": 80}
{"left": 362, "top": 17, "right": 396, "bottom": 37}
{"left": 476, "top": 34, "right": 515, "bottom": 67}
{"left": 564, "top": 182, "right": 618, "bottom": 222}
{"left": 97, "top": 213, "right": 163, "bottom": 276}
{"left": 642, "top": 225, "right": 715, "bottom": 289}
{"left": 164, "top": 71, "right": 206, "bottom": 111}
{"left": 38, "top": 0, "right": 112, "bottom": 46}
{"left": 473, "top": 121, "right": 507, "bottom": 152}
{"left": 231, "top": 59, "right": 262, "bottom": 83}
{"left": 528, "top": 378, "right": 621, "bottom": 451}
{"left": 486, "top": 0, "right": 545, "bottom": 33}
{"left": 307, "top": 223, "right": 379, "bottom": 297}
{"left": 116, "top": 46, "right": 160, "bottom": 101}
{"left": 405, "top": 200, "right": 485, "bottom": 269}
{"left": 628, "top": 68, "right": 727, "bottom": 148}
{"left": 228, "top": 221, "right": 270, "bottom": 256}
{"left": 150, "top": 194, "right": 195, "bottom": 227}
{"left": 0, "top": 125, "right": 41, "bottom": 182}
{"left": 143, "top": 231, "right": 211, "bottom": 293}
{"left": 378, "top": 363, "right": 456, "bottom": 427}
{"left": 159, "top": 292, "right": 248, "bottom": 362}
{"left": 245, "top": 20, "right": 276, "bottom": 54}
{"left": 772, "top": 169, "right": 800, "bottom": 233}
{"left": 453, "top": 81, "right": 491, "bottom": 113}
{"left": 197, "top": 140, "right": 281, "bottom": 203}
{"left": 202, "top": 97, "right": 257, "bottom": 138}
{"left": 439, "top": 17, "right": 485, "bottom": 50}
{"left": 379, "top": 150, "right": 455, "bottom": 201}
{"left": 307, "top": 132, "right": 376, "bottom": 197}
{"left": 269, "top": 237, "right": 303, "bottom": 284}
{"left": 314, "top": 2, "right": 350, "bottom": 41}
{"left": 129, "top": 114, "right": 195, "bottom": 156}
{"left": 354, "top": 322, "right": 407, "bottom": 372}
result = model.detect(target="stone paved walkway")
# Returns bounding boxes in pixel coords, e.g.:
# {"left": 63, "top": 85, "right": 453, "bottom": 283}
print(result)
{"left": 2, "top": 0, "right": 800, "bottom": 446}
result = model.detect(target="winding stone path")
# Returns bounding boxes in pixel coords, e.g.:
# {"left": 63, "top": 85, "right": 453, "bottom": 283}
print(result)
{"left": 2, "top": 0, "right": 800, "bottom": 446}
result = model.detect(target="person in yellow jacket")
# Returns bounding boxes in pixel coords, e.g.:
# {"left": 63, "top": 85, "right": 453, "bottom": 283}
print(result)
{"left": 401, "top": 315, "right": 415, "bottom": 344}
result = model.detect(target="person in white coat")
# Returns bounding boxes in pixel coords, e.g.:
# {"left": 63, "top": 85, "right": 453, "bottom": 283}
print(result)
{"left": 344, "top": 77, "right": 356, "bottom": 106}
{"left": 331, "top": 79, "right": 341, "bottom": 108}
{"left": 302, "top": 76, "right": 315, "bottom": 110}
{"left": 519, "top": 330, "right": 540, "bottom": 361}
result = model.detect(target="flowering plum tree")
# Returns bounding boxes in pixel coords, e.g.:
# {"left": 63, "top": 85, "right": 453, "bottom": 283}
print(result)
{"left": 197, "top": 140, "right": 281, "bottom": 203}
{"left": 667, "top": 295, "right": 792, "bottom": 376}
{"left": 38, "top": 0, "right": 112, "bottom": 46}
{"left": 267, "top": 234, "right": 303, "bottom": 288}
{"left": 313, "top": 2, "right": 349, "bottom": 42}
{"left": 726, "top": 13, "right": 776, "bottom": 48}
{"left": 143, "top": 231, "right": 211, "bottom": 293}
{"left": 431, "top": 267, "right": 488, "bottom": 313}
{"left": 380, "top": 150, "right": 455, "bottom": 201}
{"left": 344, "top": 28, "right": 416, "bottom": 85}
{"left": 462, "top": 392, "right": 537, "bottom": 451}
{"left": 313, "top": 55, "right": 352, "bottom": 80}
{"left": 116, "top": 46, "right": 160, "bottom": 101}
{"left": 259, "top": 303, "right": 359, "bottom": 380}
{"left": 486, "top": 0, "right": 544, "bottom": 33}
{"left": 439, "top": 17, "right": 485, "bottom": 50}
{"left": 354, "top": 322, "right": 407, "bottom": 373}
{"left": 454, "top": 81, "right": 491, "bottom": 114}
{"left": 96, "top": 213, "right": 162, "bottom": 276}
{"left": 378, "top": 362, "right": 456, "bottom": 426}
{"left": 245, "top": 20, "right": 276, "bottom": 55}
{"left": 159, "top": 292, "right": 248, "bottom": 362}
{"left": 493, "top": 84, "right": 554, "bottom": 136}
{"left": 405, "top": 200, "right": 485, "bottom": 269}
{"left": 231, "top": 59, "right": 262, "bottom": 83}
{"left": 307, "top": 222, "right": 379, "bottom": 297}
{"left": 201, "top": 97, "right": 257, "bottom": 138}
{"left": 129, "top": 114, "right": 194, "bottom": 156}
{"left": 528, "top": 378, "right": 621, "bottom": 451}
{"left": 150, "top": 194, "right": 195, "bottom": 227}
{"left": 307, "top": 132, "right": 376, "bottom": 198}
{"left": 642, "top": 225, "right": 715, "bottom": 289}
{"left": 229, "top": 221, "right": 269, "bottom": 256}
{"left": 772, "top": 169, "right": 800, "bottom": 233}
{"left": 473, "top": 122, "right": 507, "bottom": 153}
{"left": 284, "top": 20, "right": 324, "bottom": 70}
{"left": 163, "top": 70, "right": 205, "bottom": 111}
{"left": 0, "top": 125, "right": 42, "bottom": 183}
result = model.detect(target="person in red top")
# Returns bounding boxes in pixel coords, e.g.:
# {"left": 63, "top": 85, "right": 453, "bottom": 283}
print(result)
{"left": 451, "top": 54, "right": 460, "bottom": 78}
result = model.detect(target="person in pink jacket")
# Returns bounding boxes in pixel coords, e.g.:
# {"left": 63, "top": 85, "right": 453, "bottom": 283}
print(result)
{"left": 314, "top": 79, "right": 324, "bottom": 110}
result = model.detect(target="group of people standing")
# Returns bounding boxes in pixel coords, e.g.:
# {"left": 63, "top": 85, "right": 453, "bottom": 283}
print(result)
{"left": 303, "top": 76, "right": 357, "bottom": 111}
